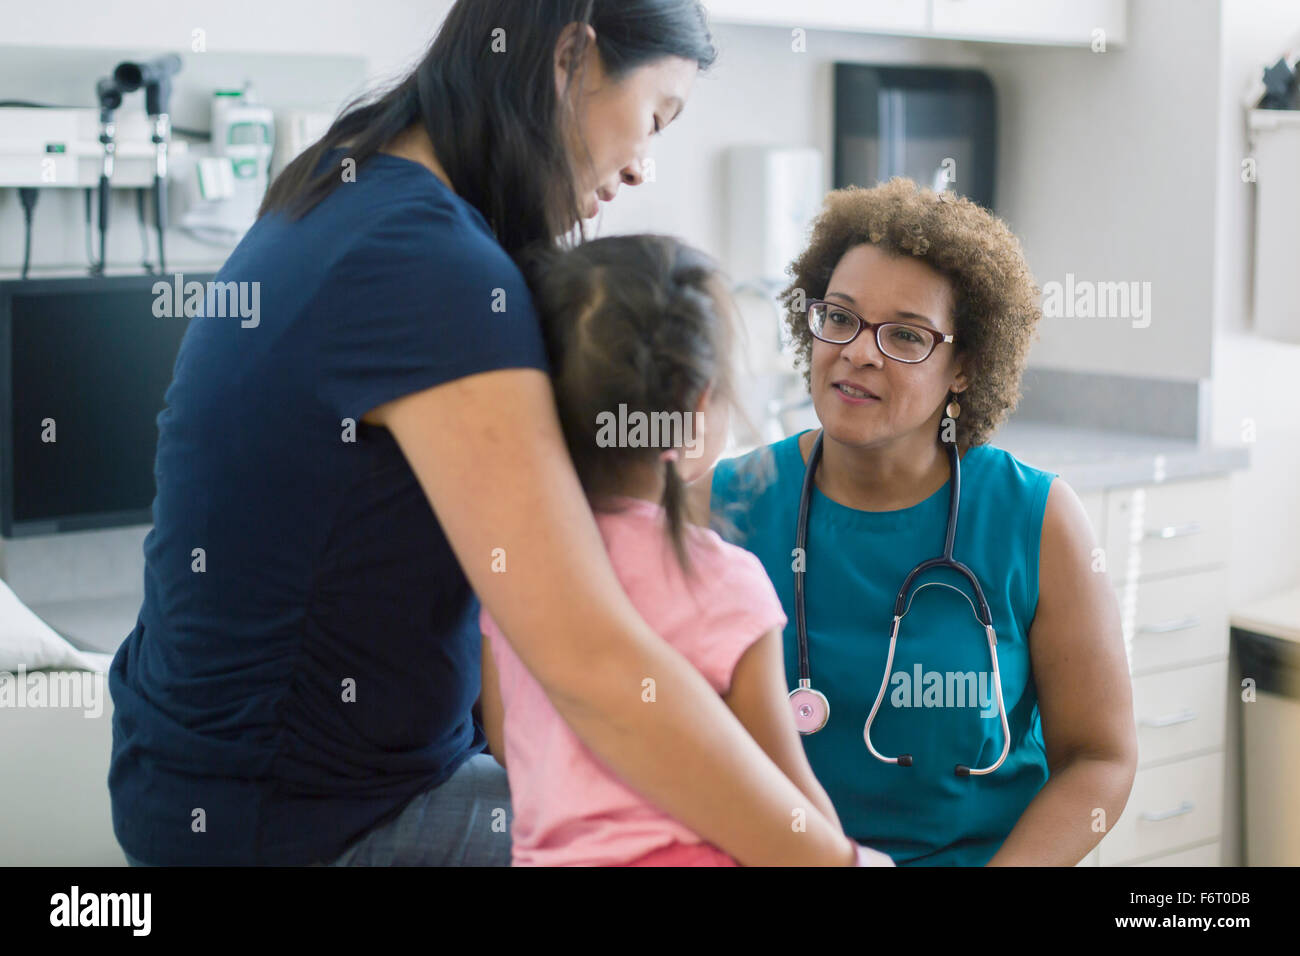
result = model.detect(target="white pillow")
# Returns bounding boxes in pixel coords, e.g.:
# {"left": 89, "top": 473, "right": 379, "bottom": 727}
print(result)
{"left": 0, "top": 579, "right": 114, "bottom": 673}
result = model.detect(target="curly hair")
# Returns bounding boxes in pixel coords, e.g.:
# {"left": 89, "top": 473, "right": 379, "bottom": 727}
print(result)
{"left": 778, "top": 178, "right": 1042, "bottom": 448}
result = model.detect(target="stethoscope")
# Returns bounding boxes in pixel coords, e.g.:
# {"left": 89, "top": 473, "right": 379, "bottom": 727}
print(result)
{"left": 789, "top": 430, "right": 1011, "bottom": 777}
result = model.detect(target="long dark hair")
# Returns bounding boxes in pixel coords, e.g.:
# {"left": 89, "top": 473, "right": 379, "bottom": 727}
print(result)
{"left": 259, "top": 0, "right": 717, "bottom": 257}
{"left": 519, "top": 235, "right": 745, "bottom": 577}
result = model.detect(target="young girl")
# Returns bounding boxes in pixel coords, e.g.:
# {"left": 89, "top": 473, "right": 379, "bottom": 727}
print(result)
{"left": 478, "top": 234, "right": 891, "bottom": 867}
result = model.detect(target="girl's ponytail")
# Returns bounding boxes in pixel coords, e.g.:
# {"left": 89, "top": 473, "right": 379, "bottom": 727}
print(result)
{"left": 520, "top": 234, "right": 748, "bottom": 577}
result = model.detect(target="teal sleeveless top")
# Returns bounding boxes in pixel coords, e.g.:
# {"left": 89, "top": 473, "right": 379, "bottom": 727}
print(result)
{"left": 711, "top": 430, "right": 1058, "bottom": 866}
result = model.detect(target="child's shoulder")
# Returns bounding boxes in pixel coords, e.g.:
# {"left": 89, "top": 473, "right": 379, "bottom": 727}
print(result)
{"left": 681, "top": 520, "right": 785, "bottom": 626}
{"left": 691, "top": 523, "right": 770, "bottom": 582}
{"left": 597, "top": 496, "right": 788, "bottom": 693}
{"left": 597, "top": 497, "right": 777, "bottom": 602}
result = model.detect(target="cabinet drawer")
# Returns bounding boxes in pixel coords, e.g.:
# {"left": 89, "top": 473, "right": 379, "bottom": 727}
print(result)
{"left": 1117, "top": 569, "right": 1229, "bottom": 674}
{"left": 1098, "top": 752, "right": 1222, "bottom": 866}
{"left": 1128, "top": 841, "right": 1221, "bottom": 867}
{"left": 1131, "top": 661, "right": 1227, "bottom": 765}
{"left": 1105, "top": 479, "right": 1229, "bottom": 582}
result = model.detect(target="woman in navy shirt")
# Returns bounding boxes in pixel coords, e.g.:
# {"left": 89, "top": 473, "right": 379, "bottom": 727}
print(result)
{"left": 109, "top": 0, "right": 865, "bottom": 866}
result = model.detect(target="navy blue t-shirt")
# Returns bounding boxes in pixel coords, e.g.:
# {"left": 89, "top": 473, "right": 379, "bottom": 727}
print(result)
{"left": 108, "top": 153, "right": 550, "bottom": 865}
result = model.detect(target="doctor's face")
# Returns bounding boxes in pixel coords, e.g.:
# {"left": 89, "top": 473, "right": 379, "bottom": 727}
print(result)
{"left": 809, "top": 243, "right": 968, "bottom": 450}
{"left": 557, "top": 28, "right": 698, "bottom": 221}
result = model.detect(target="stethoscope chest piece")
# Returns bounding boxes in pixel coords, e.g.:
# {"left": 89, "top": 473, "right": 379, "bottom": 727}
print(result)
{"left": 789, "top": 680, "right": 829, "bottom": 734}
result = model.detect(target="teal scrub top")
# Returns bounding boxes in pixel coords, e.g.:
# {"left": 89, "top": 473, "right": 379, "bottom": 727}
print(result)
{"left": 711, "top": 430, "right": 1058, "bottom": 866}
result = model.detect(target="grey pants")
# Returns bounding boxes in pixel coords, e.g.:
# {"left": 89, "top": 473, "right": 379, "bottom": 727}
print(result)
{"left": 123, "top": 753, "right": 514, "bottom": 866}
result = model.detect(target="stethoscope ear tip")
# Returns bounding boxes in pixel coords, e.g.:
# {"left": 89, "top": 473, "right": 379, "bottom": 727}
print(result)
{"left": 897, "top": 754, "right": 913, "bottom": 767}
{"left": 955, "top": 764, "right": 971, "bottom": 777}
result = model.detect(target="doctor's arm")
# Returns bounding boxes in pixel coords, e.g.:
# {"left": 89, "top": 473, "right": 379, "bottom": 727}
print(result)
{"left": 985, "top": 478, "right": 1138, "bottom": 866}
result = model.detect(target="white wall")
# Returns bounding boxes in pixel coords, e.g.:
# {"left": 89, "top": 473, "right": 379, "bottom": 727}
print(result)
{"left": 980, "top": 0, "right": 1222, "bottom": 382}
{"left": 591, "top": 21, "right": 983, "bottom": 275}
{"left": 0, "top": 0, "right": 450, "bottom": 80}
{"left": 1207, "top": 0, "right": 1300, "bottom": 871}
{"left": 1210, "top": 0, "right": 1300, "bottom": 606}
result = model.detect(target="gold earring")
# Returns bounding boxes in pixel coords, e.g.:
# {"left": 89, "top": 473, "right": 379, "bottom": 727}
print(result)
{"left": 946, "top": 394, "right": 962, "bottom": 419}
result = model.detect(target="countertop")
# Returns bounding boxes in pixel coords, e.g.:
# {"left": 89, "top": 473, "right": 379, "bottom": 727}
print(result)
{"left": 990, "top": 421, "right": 1250, "bottom": 492}
{"left": 729, "top": 419, "right": 1251, "bottom": 494}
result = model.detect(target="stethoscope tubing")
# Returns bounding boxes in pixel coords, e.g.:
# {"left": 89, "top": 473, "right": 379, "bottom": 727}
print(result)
{"left": 791, "top": 429, "right": 1011, "bottom": 776}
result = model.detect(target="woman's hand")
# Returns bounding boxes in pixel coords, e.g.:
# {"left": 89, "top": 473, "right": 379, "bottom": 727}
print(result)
{"left": 853, "top": 843, "right": 897, "bottom": 866}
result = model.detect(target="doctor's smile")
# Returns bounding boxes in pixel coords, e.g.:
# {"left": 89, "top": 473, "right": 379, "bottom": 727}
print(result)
{"left": 17, "top": 0, "right": 1285, "bottom": 898}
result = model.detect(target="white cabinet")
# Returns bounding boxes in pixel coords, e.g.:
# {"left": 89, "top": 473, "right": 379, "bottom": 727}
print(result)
{"left": 1091, "top": 476, "right": 1231, "bottom": 866}
{"left": 1105, "top": 480, "right": 1231, "bottom": 583}
{"left": 704, "top": 0, "right": 1127, "bottom": 48}
{"left": 1100, "top": 753, "right": 1224, "bottom": 865}
{"left": 930, "top": 0, "right": 1126, "bottom": 47}
{"left": 704, "top": 0, "right": 929, "bottom": 34}
{"left": 1059, "top": 476, "right": 1228, "bottom": 866}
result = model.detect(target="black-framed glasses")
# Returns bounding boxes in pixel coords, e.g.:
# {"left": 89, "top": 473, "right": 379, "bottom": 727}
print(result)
{"left": 806, "top": 299, "right": 954, "bottom": 364}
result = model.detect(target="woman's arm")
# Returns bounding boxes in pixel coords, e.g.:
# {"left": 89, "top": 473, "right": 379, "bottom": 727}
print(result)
{"left": 986, "top": 477, "right": 1138, "bottom": 866}
{"left": 479, "top": 637, "right": 506, "bottom": 769}
{"left": 723, "top": 628, "right": 843, "bottom": 831}
{"left": 369, "top": 368, "right": 857, "bottom": 866}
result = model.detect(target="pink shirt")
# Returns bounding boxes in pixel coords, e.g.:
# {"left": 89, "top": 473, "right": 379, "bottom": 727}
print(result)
{"left": 479, "top": 495, "right": 788, "bottom": 866}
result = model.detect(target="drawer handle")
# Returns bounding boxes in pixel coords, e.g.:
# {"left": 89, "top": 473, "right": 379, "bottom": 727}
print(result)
{"left": 1139, "top": 709, "right": 1198, "bottom": 728}
{"left": 1145, "top": 521, "right": 1202, "bottom": 540}
{"left": 1140, "top": 800, "right": 1195, "bottom": 822}
{"left": 1137, "top": 616, "right": 1201, "bottom": 635}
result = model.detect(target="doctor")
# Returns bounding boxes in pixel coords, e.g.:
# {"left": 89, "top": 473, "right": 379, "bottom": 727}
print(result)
{"left": 696, "top": 179, "right": 1139, "bottom": 866}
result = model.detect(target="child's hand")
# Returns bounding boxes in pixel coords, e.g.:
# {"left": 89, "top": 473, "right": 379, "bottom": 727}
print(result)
{"left": 853, "top": 843, "right": 896, "bottom": 867}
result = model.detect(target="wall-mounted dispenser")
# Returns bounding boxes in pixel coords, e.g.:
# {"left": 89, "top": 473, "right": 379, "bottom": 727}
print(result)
{"left": 834, "top": 64, "right": 997, "bottom": 210}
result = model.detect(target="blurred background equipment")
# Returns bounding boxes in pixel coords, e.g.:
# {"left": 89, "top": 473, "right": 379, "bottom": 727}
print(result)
{"left": 91, "top": 75, "right": 124, "bottom": 276}
{"left": 726, "top": 145, "right": 825, "bottom": 447}
{"left": 113, "top": 55, "right": 182, "bottom": 271}
{"left": 176, "top": 85, "right": 276, "bottom": 243}
{"left": 0, "top": 45, "right": 362, "bottom": 280}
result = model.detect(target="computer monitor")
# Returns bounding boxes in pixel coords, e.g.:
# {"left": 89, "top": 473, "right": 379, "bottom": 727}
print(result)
{"left": 0, "top": 274, "right": 213, "bottom": 537}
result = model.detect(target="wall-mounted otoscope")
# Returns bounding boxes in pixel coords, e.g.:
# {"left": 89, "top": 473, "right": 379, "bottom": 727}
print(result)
{"left": 113, "top": 55, "right": 183, "bottom": 272}
{"left": 91, "top": 76, "right": 124, "bottom": 276}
